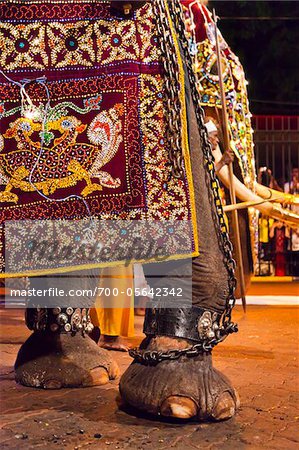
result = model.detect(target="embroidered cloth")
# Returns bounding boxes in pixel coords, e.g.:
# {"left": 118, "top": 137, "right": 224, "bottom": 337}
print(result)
{"left": 182, "top": 0, "right": 255, "bottom": 187}
{"left": 0, "top": 1, "right": 197, "bottom": 276}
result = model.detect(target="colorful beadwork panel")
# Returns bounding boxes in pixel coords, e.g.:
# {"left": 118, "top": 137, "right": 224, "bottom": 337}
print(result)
{"left": 182, "top": 0, "right": 255, "bottom": 187}
{"left": 0, "top": 1, "right": 196, "bottom": 276}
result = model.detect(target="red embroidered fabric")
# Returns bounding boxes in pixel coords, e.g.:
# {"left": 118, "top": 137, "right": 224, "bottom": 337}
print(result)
{"left": 0, "top": 1, "right": 195, "bottom": 275}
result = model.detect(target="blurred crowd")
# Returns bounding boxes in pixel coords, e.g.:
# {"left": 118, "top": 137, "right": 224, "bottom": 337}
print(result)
{"left": 257, "top": 167, "right": 299, "bottom": 277}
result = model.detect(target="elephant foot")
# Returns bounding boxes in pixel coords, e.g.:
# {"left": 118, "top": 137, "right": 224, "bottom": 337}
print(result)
{"left": 120, "top": 336, "right": 239, "bottom": 421}
{"left": 15, "top": 331, "right": 119, "bottom": 389}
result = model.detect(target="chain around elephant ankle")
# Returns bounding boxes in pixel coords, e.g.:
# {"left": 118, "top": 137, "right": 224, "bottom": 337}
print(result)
{"left": 129, "top": 307, "right": 238, "bottom": 364}
{"left": 129, "top": 323, "right": 238, "bottom": 365}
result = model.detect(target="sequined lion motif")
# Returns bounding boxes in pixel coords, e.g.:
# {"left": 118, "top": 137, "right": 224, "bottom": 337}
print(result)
{"left": 0, "top": 103, "right": 123, "bottom": 204}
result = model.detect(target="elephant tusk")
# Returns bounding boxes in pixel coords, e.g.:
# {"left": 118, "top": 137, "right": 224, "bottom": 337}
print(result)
{"left": 213, "top": 145, "right": 299, "bottom": 227}
{"left": 224, "top": 198, "right": 280, "bottom": 212}
{"left": 254, "top": 182, "right": 299, "bottom": 205}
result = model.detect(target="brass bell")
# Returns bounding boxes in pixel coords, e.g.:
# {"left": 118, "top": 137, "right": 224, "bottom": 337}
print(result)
{"left": 57, "top": 313, "right": 68, "bottom": 325}
{"left": 64, "top": 323, "right": 71, "bottom": 332}
{"left": 86, "top": 323, "right": 94, "bottom": 333}
{"left": 202, "top": 319, "right": 210, "bottom": 329}
{"left": 66, "top": 307, "right": 74, "bottom": 315}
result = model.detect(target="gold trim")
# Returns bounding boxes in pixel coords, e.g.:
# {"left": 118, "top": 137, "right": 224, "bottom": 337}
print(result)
{"left": 1, "top": 3, "right": 200, "bottom": 278}
{"left": 0, "top": 251, "right": 198, "bottom": 278}
{"left": 163, "top": 0, "right": 199, "bottom": 255}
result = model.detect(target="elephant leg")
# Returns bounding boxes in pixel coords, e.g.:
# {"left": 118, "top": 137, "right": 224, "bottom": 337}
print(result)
{"left": 119, "top": 64, "right": 239, "bottom": 421}
{"left": 15, "top": 270, "right": 119, "bottom": 389}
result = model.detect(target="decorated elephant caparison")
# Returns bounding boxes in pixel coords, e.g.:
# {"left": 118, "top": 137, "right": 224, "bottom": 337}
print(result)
{"left": 1, "top": 0, "right": 298, "bottom": 423}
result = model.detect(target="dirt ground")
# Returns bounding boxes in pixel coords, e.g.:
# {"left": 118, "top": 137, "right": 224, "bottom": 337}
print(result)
{"left": 0, "top": 305, "right": 298, "bottom": 450}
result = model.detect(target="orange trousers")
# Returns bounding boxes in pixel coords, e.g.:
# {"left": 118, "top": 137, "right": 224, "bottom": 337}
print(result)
{"left": 90, "top": 265, "right": 135, "bottom": 337}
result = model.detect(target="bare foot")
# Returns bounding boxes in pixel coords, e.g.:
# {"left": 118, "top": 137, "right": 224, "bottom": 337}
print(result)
{"left": 120, "top": 336, "right": 239, "bottom": 421}
{"left": 99, "top": 335, "right": 130, "bottom": 352}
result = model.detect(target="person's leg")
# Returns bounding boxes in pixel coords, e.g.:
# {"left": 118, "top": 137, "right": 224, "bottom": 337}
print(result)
{"left": 90, "top": 266, "right": 134, "bottom": 351}
{"left": 90, "top": 307, "right": 132, "bottom": 351}
{"left": 99, "top": 334, "right": 130, "bottom": 352}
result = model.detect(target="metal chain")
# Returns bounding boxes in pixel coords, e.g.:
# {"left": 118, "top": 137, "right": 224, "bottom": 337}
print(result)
{"left": 129, "top": 1, "right": 238, "bottom": 365}
{"left": 129, "top": 341, "right": 215, "bottom": 364}
{"left": 168, "top": 0, "right": 237, "bottom": 328}
{"left": 153, "top": 0, "right": 184, "bottom": 179}
{"left": 129, "top": 322, "right": 237, "bottom": 364}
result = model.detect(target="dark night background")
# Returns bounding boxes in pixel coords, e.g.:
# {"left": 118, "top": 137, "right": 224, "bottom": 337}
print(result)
{"left": 209, "top": 1, "right": 299, "bottom": 115}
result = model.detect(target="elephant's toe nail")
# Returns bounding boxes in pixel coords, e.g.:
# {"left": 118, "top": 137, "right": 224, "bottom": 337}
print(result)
{"left": 109, "top": 361, "right": 120, "bottom": 380}
{"left": 44, "top": 379, "right": 62, "bottom": 389}
{"left": 212, "top": 392, "right": 236, "bottom": 421}
{"left": 85, "top": 367, "right": 109, "bottom": 386}
{"left": 235, "top": 391, "right": 241, "bottom": 409}
{"left": 160, "top": 396, "right": 198, "bottom": 419}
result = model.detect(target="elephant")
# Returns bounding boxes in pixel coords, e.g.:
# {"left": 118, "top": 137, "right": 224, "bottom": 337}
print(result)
{"left": 181, "top": 0, "right": 299, "bottom": 297}
{"left": 1, "top": 0, "right": 298, "bottom": 424}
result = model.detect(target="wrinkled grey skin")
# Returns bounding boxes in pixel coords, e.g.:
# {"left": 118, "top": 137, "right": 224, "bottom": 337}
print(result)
{"left": 143, "top": 59, "right": 230, "bottom": 314}
{"left": 186, "top": 76, "right": 229, "bottom": 313}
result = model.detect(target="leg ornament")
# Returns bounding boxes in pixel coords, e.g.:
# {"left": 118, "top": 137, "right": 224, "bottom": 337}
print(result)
{"left": 25, "top": 307, "right": 94, "bottom": 335}
{"left": 129, "top": 306, "right": 237, "bottom": 364}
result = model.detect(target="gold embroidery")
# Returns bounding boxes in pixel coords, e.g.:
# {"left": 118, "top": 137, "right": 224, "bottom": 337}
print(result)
{"left": 136, "top": 3, "right": 160, "bottom": 63}
{"left": 163, "top": 0, "right": 199, "bottom": 255}
{"left": 0, "top": 105, "right": 123, "bottom": 203}
{"left": 48, "top": 21, "right": 95, "bottom": 68}
{"left": 0, "top": 3, "right": 160, "bottom": 72}
{"left": 0, "top": 23, "right": 48, "bottom": 70}
{"left": 94, "top": 20, "right": 140, "bottom": 65}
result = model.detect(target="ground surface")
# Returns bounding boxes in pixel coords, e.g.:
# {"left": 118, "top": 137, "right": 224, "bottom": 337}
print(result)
{"left": 0, "top": 306, "right": 298, "bottom": 450}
